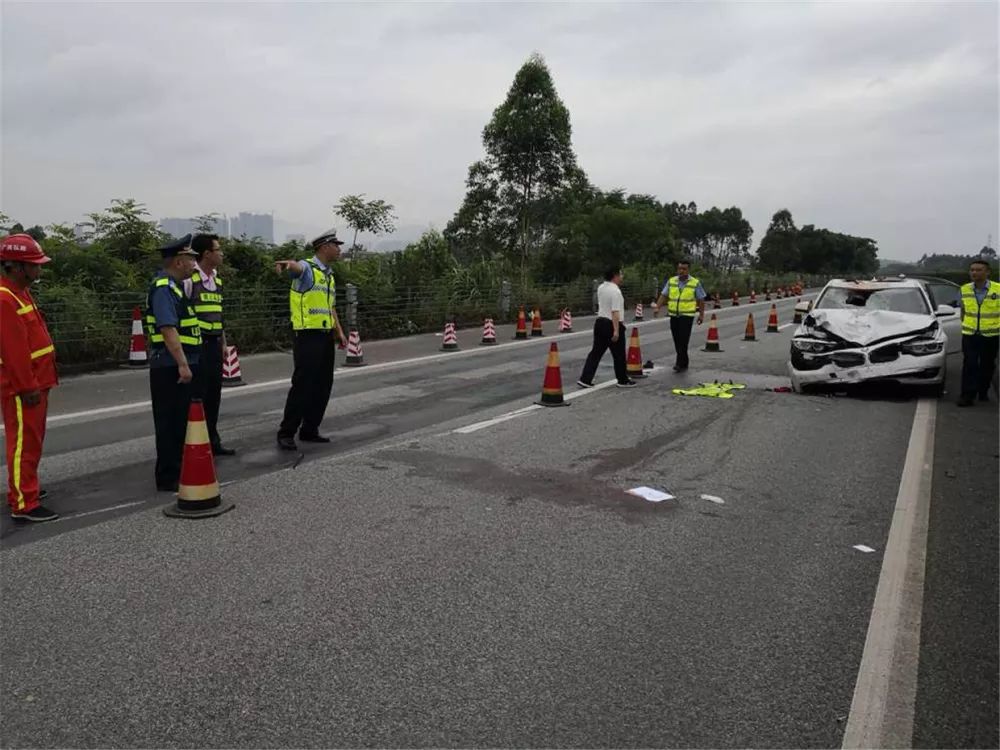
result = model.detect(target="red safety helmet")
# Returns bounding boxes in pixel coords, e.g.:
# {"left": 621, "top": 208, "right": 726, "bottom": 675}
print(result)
{"left": 0, "top": 234, "right": 51, "bottom": 264}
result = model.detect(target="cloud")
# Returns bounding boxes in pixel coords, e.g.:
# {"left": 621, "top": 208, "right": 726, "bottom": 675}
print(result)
{"left": 1, "top": 1, "right": 996, "bottom": 259}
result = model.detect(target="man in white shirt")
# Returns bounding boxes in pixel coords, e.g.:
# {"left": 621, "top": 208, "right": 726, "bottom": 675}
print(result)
{"left": 578, "top": 267, "right": 636, "bottom": 388}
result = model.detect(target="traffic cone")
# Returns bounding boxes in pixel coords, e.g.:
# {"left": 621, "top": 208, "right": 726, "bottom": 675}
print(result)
{"left": 765, "top": 289, "right": 771, "bottom": 302}
{"left": 793, "top": 300, "right": 804, "bottom": 325}
{"left": 481, "top": 318, "right": 497, "bottom": 345}
{"left": 163, "top": 399, "right": 235, "bottom": 519}
{"left": 731, "top": 291, "right": 740, "bottom": 307}
{"left": 128, "top": 306, "right": 147, "bottom": 367}
{"left": 344, "top": 329, "right": 365, "bottom": 365}
{"left": 558, "top": 309, "right": 573, "bottom": 333}
{"left": 743, "top": 313, "right": 757, "bottom": 341}
{"left": 626, "top": 327, "right": 647, "bottom": 379}
{"left": 514, "top": 306, "right": 528, "bottom": 340}
{"left": 713, "top": 294, "right": 722, "bottom": 310}
{"left": 749, "top": 290, "right": 757, "bottom": 304}
{"left": 536, "top": 342, "right": 569, "bottom": 407}
{"left": 634, "top": 303, "right": 644, "bottom": 321}
{"left": 703, "top": 314, "right": 723, "bottom": 352}
{"left": 531, "top": 307, "right": 544, "bottom": 337}
{"left": 766, "top": 304, "right": 780, "bottom": 333}
{"left": 441, "top": 321, "right": 459, "bottom": 351}
{"left": 221, "top": 345, "right": 245, "bottom": 387}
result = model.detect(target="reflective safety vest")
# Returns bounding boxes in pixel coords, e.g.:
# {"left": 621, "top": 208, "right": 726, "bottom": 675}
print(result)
{"left": 0, "top": 280, "right": 58, "bottom": 397}
{"left": 961, "top": 280, "right": 1000, "bottom": 337}
{"left": 145, "top": 275, "right": 202, "bottom": 352}
{"left": 290, "top": 261, "right": 336, "bottom": 331}
{"left": 189, "top": 271, "right": 224, "bottom": 335}
{"left": 666, "top": 275, "right": 700, "bottom": 317}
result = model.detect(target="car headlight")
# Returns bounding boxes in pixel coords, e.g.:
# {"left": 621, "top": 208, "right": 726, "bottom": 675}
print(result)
{"left": 900, "top": 338, "right": 944, "bottom": 355}
{"left": 792, "top": 339, "right": 836, "bottom": 353}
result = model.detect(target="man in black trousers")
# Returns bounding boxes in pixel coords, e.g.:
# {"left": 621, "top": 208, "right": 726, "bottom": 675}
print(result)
{"left": 578, "top": 266, "right": 636, "bottom": 389}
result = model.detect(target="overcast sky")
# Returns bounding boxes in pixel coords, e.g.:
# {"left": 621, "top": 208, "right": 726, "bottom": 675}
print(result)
{"left": 2, "top": 1, "right": 997, "bottom": 260}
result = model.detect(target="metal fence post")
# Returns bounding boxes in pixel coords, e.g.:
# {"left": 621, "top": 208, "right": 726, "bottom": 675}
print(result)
{"left": 500, "top": 280, "right": 511, "bottom": 317}
{"left": 346, "top": 283, "right": 358, "bottom": 330}
{"left": 592, "top": 279, "right": 600, "bottom": 314}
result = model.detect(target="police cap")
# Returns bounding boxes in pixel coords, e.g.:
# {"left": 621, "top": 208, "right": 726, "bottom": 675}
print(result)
{"left": 311, "top": 229, "right": 345, "bottom": 249}
{"left": 158, "top": 234, "right": 198, "bottom": 259}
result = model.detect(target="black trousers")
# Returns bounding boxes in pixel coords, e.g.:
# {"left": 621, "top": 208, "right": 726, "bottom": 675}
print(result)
{"left": 580, "top": 318, "right": 629, "bottom": 384}
{"left": 961, "top": 334, "right": 999, "bottom": 398}
{"left": 279, "top": 331, "right": 336, "bottom": 439}
{"left": 670, "top": 315, "right": 695, "bottom": 369}
{"left": 193, "top": 336, "right": 224, "bottom": 448}
{"left": 150, "top": 365, "right": 196, "bottom": 488}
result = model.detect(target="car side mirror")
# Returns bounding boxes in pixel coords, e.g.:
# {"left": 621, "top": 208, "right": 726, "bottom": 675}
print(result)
{"left": 936, "top": 304, "right": 958, "bottom": 317}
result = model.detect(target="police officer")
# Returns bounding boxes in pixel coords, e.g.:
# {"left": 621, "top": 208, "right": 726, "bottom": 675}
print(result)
{"left": 650, "top": 259, "right": 706, "bottom": 372}
{"left": 146, "top": 234, "right": 201, "bottom": 491}
{"left": 184, "top": 233, "right": 235, "bottom": 456}
{"left": 958, "top": 258, "right": 1000, "bottom": 407}
{"left": 274, "top": 229, "right": 348, "bottom": 451}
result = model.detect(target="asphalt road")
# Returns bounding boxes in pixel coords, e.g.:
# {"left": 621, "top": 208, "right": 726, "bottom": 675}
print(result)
{"left": 1, "top": 293, "right": 996, "bottom": 749}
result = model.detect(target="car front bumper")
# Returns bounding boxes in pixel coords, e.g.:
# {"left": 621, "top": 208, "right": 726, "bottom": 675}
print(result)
{"left": 788, "top": 347, "right": 946, "bottom": 389}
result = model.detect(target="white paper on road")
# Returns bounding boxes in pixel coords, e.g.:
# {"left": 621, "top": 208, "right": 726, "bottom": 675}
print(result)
{"left": 701, "top": 494, "right": 725, "bottom": 504}
{"left": 853, "top": 544, "right": 876, "bottom": 553}
{"left": 627, "top": 486, "right": 674, "bottom": 502}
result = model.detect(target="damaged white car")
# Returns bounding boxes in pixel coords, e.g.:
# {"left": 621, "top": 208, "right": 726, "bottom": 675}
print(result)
{"left": 788, "top": 278, "right": 960, "bottom": 395}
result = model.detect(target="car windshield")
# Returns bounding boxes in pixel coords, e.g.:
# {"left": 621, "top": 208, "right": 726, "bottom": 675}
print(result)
{"left": 816, "top": 287, "right": 930, "bottom": 315}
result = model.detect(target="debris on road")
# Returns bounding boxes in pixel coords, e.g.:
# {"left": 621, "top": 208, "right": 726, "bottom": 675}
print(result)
{"left": 627, "top": 486, "right": 674, "bottom": 502}
{"left": 852, "top": 544, "right": 876, "bottom": 553}
{"left": 672, "top": 381, "right": 746, "bottom": 399}
{"left": 701, "top": 494, "right": 725, "bottom": 504}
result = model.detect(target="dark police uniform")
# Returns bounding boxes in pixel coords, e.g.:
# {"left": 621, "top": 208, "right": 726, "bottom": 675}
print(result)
{"left": 277, "top": 230, "right": 344, "bottom": 449}
{"left": 186, "top": 261, "right": 228, "bottom": 452}
{"left": 146, "top": 235, "right": 201, "bottom": 491}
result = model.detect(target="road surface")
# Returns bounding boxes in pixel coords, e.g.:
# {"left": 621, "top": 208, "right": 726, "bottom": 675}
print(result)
{"left": 1, "top": 294, "right": 996, "bottom": 748}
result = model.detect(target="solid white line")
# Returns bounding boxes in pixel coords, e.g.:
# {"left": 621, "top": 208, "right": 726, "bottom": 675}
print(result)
{"left": 842, "top": 398, "right": 937, "bottom": 749}
{"left": 52, "top": 500, "right": 147, "bottom": 522}
{"left": 32, "top": 295, "right": 812, "bottom": 429}
{"left": 778, "top": 323, "right": 795, "bottom": 331}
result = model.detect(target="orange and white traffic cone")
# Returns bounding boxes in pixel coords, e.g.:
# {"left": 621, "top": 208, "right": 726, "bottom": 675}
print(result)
{"left": 713, "top": 294, "right": 722, "bottom": 310}
{"left": 344, "top": 329, "right": 365, "bottom": 366}
{"left": 558, "top": 309, "right": 573, "bottom": 333}
{"left": 514, "top": 306, "right": 528, "bottom": 340}
{"left": 793, "top": 300, "right": 804, "bottom": 325}
{"left": 128, "top": 306, "right": 147, "bottom": 367}
{"left": 765, "top": 289, "right": 771, "bottom": 301}
{"left": 703, "top": 314, "right": 723, "bottom": 352}
{"left": 531, "top": 307, "right": 544, "bottom": 337}
{"left": 626, "top": 327, "right": 647, "bottom": 379}
{"left": 536, "top": 342, "right": 569, "bottom": 407}
{"left": 163, "top": 399, "right": 235, "bottom": 519}
{"left": 634, "top": 303, "right": 644, "bottom": 321}
{"left": 481, "top": 318, "right": 497, "bottom": 345}
{"left": 743, "top": 313, "right": 757, "bottom": 341}
{"left": 441, "top": 321, "right": 459, "bottom": 351}
{"left": 731, "top": 291, "right": 740, "bottom": 307}
{"left": 749, "top": 290, "right": 757, "bottom": 304}
{"left": 766, "top": 304, "right": 780, "bottom": 333}
{"left": 222, "top": 345, "right": 245, "bottom": 387}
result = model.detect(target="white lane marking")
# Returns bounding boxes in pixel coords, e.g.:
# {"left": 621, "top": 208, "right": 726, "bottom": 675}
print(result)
{"left": 453, "top": 374, "right": 642, "bottom": 434}
{"left": 842, "top": 398, "right": 937, "bottom": 749}
{"left": 701, "top": 494, "right": 725, "bottom": 504}
{"left": 853, "top": 544, "right": 876, "bottom": 553}
{"left": 52, "top": 500, "right": 146, "bottom": 522}
{"left": 33, "top": 296, "right": 812, "bottom": 429}
{"left": 778, "top": 323, "right": 795, "bottom": 330}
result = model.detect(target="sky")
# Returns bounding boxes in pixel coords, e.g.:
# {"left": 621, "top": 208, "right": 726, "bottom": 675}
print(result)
{"left": 2, "top": 1, "right": 997, "bottom": 260}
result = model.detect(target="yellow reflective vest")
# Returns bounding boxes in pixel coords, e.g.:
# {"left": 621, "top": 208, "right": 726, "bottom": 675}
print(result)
{"left": 961, "top": 280, "right": 1000, "bottom": 337}
{"left": 145, "top": 275, "right": 202, "bottom": 349}
{"left": 666, "top": 275, "right": 700, "bottom": 317}
{"left": 290, "top": 260, "right": 336, "bottom": 331}
{"left": 189, "top": 271, "right": 224, "bottom": 335}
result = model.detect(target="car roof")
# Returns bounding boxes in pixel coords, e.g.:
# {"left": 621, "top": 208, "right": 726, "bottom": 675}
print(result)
{"left": 825, "top": 277, "right": 925, "bottom": 291}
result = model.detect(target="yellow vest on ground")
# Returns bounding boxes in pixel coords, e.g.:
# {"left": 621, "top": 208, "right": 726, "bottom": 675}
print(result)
{"left": 961, "top": 280, "right": 1000, "bottom": 337}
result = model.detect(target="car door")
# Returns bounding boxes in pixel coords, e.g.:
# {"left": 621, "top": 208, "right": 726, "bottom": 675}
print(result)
{"left": 923, "top": 280, "right": 963, "bottom": 352}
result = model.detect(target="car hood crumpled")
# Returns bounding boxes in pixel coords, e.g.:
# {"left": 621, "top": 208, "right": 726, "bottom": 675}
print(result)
{"left": 803, "top": 309, "right": 935, "bottom": 346}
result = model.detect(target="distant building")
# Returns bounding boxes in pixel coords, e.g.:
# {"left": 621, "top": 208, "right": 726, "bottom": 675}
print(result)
{"left": 160, "top": 215, "right": 229, "bottom": 239}
{"left": 230, "top": 212, "right": 274, "bottom": 243}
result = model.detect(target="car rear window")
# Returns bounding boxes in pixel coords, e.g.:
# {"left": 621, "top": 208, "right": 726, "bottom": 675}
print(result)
{"left": 815, "top": 287, "right": 930, "bottom": 315}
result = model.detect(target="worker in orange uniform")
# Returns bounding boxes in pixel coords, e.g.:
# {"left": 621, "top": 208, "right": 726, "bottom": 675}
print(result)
{"left": 0, "top": 234, "right": 59, "bottom": 522}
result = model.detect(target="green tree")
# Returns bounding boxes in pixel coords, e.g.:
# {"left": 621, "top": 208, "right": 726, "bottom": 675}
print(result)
{"left": 334, "top": 194, "right": 397, "bottom": 250}
{"left": 194, "top": 213, "right": 220, "bottom": 234}
{"left": 83, "top": 198, "right": 165, "bottom": 268}
{"left": 756, "top": 209, "right": 800, "bottom": 272}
